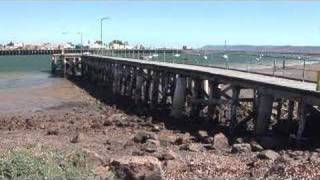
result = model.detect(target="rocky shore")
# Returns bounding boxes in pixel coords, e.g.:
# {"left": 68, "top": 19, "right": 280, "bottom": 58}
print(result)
{"left": 0, "top": 78, "right": 320, "bottom": 179}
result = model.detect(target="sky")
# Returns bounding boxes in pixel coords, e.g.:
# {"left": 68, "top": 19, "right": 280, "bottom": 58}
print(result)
{"left": 0, "top": 1, "right": 320, "bottom": 48}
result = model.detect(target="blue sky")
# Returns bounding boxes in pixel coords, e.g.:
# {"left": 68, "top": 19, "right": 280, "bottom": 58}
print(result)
{"left": 0, "top": 1, "right": 320, "bottom": 48}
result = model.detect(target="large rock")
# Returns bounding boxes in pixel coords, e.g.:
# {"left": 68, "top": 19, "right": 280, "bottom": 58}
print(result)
{"left": 159, "top": 135, "right": 176, "bottom": 147}
{"left": 231, "top": 143, "right": 251, "bottom": 153}
{"left": 197, "top": 130, "right": 209, "bottom": 142}
{"left": 212, "top": 133, "right": 229, "bottom": 150}
{"left": 151, "top": 125, "right": 161, "bottom": 132}
{"left": 174, "top": 133, "right": 191, "bottom": 145}
{"left": 142, "top": 117, "right": 154, "bottom": 127}
{"left": 103, "top": 120, "right": 112, "bottom": 126}
{"left": 47, "top": 129, "right": 59, "bottom": 136}
{"left": 309, "top": 152, "right": 320, "bottom": 164}
{"left": 258, "top": 150, "right": 280, "bottom": 160}
{"left": 156, "top": 150, "right": 176, "bottom": 161}
{"left": 203, "top": 137, "right": 214, "bottom": 144}
{"left": 127, "top": 115, "right": 142, "bottom": 123}
{"left": 142, "top": 139, "right": 160, "bottom": 153}
{"left": 179, "top": 143, "right": 201, "bottom": 152}
{"left": 107, "top": 113, "right": 127, "bottom": 122}
{"left": 110, "top": 156, "right": 162, "bottom": 180}
{"left": 250, "top": 141, "right": 264, "bottom": 152}
{"left": 235, "top": 137, "right": 244, "bottom": 144}
{"left": 106, "top": 113, "right": 129, "bottom": 127}
{"left": 134, "top": 131, "right": 158, "bottom": 144}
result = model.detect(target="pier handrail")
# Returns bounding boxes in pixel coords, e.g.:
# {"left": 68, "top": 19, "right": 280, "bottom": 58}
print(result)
{"left": 91, "top": 49, "right": 320, "bottom": 83}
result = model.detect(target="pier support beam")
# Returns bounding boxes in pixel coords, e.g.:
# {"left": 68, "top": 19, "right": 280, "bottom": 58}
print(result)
{"left": 134, "top": 70, "right": 144, "bottom": 104}
{"left": 288, "top": 100, "right": 295, "bottom": 120}
{"left": 203, "top": 80, "right": 209, "bottom": 97}
{"left": 276, "top": 99, "right": 283, "bottom": 121}
{"left": 144, "top": 70, "right": 151, "bottom": 103}
{"left": 191, "top": 79, "right": 203, "bottom": 117}
{"left": 127, "top": 67, "right": 136, "bottom": 97}
{"left": 229, "top": 86, "right": 240, "bottom": 134}
{"left": 171, "top": 76, "right": 187, "bottom": 118}
{"left": 167, "top": 74, "right": 176, "bottom": 104}
{"left": 150, "top": 71, "right": 160, "bottom": 109}
{"left": 255, "top": 90, "right": 274, "bottom": 136}
{"left": 112, "top": 64, "right": 121, "bottom": 94}
{"left": 208, "top": 81, "right": 221, "bottom": 120}
{"left": 252, "top": 89, "right": 258, "bottom": 121}
{"left": 120, "top": 65, "right": 128, "bottom": 95}
{"left": 297, "top": 99, "right": 306, "bottom": 140}
{"left": 161, "top": 73, "right": 169, "bottom": 105}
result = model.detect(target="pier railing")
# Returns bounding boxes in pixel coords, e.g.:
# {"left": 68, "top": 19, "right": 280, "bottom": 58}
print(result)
{"left": 91, "top": 49, "right": 320, "bottom": 83}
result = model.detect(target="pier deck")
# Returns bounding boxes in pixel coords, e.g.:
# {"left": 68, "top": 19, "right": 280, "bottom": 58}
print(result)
{"left": 89, "top": 55, "right": 319, "bottom": 98}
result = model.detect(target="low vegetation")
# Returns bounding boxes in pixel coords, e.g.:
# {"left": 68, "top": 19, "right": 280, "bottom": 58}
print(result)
{"left": 0, "top": 145, "right": 97, "bottom": 179}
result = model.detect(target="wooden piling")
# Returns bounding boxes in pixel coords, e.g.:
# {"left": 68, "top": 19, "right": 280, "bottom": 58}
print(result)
{"left": 288, "top": 100, "right": 295, "bottom": 120}
{"left": 208, "top": 81, "right": 220, "bottom": 120}
{"left": 127, "top": 66, "right": 136, "bottom": 97}
{"left": 112, "top": 64, "right": 121, "bottom": 94}
{"left": 255, "top": 89, "right": 274, "bottom": 136}
{"left": 171, "top": 75, "right": 187, "bottom": 118}
{"left": 150, "top": 71, "right": 160, "bottom": 109}
{"left": 276, "top": 99, "right": 283, "bottom": 120}
{"left": 134, "top": 69, "right": 144, "bottom": 104}
{"left": 297, "top": 99, "right": 306, "bottom": 140}
{"left": 229, "top": 86, "right": 240, "bottom": 134}
{"left": 191, "top": 79, "right": 203, "bottom": 117}
{"left": 144, "top": 69, "right": 152, "bottom": 103}
{"left": 161, "top": 73, "right": 169, "bottom": 105}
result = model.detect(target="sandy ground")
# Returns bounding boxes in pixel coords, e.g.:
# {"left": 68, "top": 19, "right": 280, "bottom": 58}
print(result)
{"left": 0, "top": 77, "right": 85, "bottom": 113}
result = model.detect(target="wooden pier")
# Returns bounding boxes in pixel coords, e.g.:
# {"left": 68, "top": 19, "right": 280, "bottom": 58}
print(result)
{"left": 53, "top": 54, "right": 320, "bottom": 140}
{"left": 0, "top": 49, "right": 75, "bottom": 56}
{"left": 0, "top": 49, "right": 179, "bottom": 56}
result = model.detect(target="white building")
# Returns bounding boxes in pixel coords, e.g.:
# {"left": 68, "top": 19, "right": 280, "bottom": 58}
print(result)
{"left": 108, "top": 40, "right": 132, "bottom": 49}
{"left": 59, "top": 42, "right": 75, "bottom": 49}
{"left": 109, "top": 43, "right": 125, "bottom": 49}
{"left": 85, "top": 41, "right": 107, "bottom": 49}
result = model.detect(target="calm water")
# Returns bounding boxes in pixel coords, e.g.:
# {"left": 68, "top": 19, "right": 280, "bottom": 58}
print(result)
{"left": 0, "top": 53, "right": 318, "bottom": 91}
{"left": 0, "top": 55, "right": 55, "bottom": 90}
{"left": 148, "top": 51, "right": 320, "bottom": 71}
{"left": 0, "top": 55, "right": 50, "bottom": 72}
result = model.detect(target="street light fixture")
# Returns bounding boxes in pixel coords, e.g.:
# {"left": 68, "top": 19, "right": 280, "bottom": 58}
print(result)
{"left": 100, "top": 17, "right": 110, "bottom": 46}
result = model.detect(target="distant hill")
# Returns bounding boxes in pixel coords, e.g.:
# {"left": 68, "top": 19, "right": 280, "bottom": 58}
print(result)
{"left": 201, "top": 45, "right": 320, "bottom": 54}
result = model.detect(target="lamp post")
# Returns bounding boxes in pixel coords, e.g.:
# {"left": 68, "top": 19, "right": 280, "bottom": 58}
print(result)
{"left": 100, "top": 17, "right": 110, "bottom": 46}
